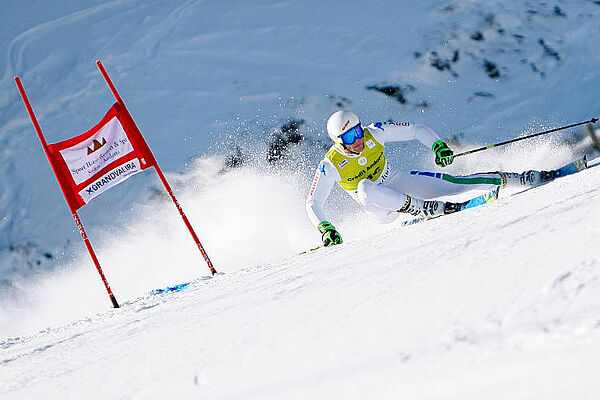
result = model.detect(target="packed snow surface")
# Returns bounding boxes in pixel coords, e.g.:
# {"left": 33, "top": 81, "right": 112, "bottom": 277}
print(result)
{"left": 3, "top": 162, "right": 600, "bottom": 399}
{"left": 1, "top": 0, "right": 600, "bottom": 398}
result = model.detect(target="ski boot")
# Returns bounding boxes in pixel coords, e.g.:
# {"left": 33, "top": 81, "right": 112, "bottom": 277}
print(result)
{"left": 499, "top": 156, "right": 588, "bottom": 188}
{"left": 398, "top": 195, "right": 447, "bottom": 219}
{"left": 443, "top": 202, "right": 464, "bottom": 215}
{"left": 500, "top": 170, "right": 554, "bottom": 189}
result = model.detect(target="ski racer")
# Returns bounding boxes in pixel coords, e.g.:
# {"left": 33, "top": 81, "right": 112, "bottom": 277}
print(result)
{"left": 306, "top": 110, "right": 558, "bottom": 247}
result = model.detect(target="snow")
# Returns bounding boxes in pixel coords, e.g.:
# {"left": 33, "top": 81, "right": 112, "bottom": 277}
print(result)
{"left": 2, "top": 0, "right": 600, "bottom": 398}
{"left": 3, "top": 164, "right": 600, "bottom": 399}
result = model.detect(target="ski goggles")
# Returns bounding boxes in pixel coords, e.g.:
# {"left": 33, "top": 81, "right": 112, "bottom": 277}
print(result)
{"left": 339, "top": 124, "right": 364, "bottom": 145}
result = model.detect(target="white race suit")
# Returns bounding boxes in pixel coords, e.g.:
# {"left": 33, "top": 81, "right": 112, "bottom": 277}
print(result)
{"left": 306, "top": 121, "right": 503, "bottom": 225}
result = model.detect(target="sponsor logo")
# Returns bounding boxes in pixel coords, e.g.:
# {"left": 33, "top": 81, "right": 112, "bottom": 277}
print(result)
{"left": 388, "top": 121, "right": 410, "bottom": 127}
{"left": 374, "top": 122, "right": 384, "bottom": 130}
{"left": 422, "top": 201, "right": 439, "bottom": 217}
{"left": 358, "top": 157, "right": 368, "bottom": 166}
{"left": 320, "top": 163, "right": 326, "bottom": 176}
{"left": 60, "top": 117, "right": 134, "bottom": 185}
{"left": 366, "top": 139, "right": 376, "bottom": 149}
{"left": 80, "top": 159, "right": 142, "bottom": 203}
{"left": 309, "top": 168, "right": 321, "bottom": 196}
{"left": 84, "top": 161, "right": 138, "bottom": 195}
{"left": 74, "top": 214, "right": 87, "bottom": 240}
{"left": 342, "top": 120, "right": 351, "bottom": 131}
{"left": 87, "top": 137, "right": 107, "bottom": 155}
{"left": 378, "top": 163, "right": 390, "bottom": 182}
{"left": 366, "top": 166, "right": 381, "bottom": 181}
{"left": 338, "top": 159, "right": 349, "bottom": 168}
{"left": 347, "top": 152, "right": 385, "bottom": 182}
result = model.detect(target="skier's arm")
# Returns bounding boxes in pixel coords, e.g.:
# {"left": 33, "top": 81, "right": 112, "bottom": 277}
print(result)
{"left": 369, "top": 122, "right": 454, "bottom": 167}
{"left": 368, "top": 122, "right": 443, "bottom": 148}
{"left": 305, "top": 160, "right": 338, "bottom": 227}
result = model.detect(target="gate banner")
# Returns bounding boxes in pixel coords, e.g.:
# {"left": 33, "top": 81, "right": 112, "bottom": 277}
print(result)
{"left": 46, "top": 102, "right": 156, "bottom": 210}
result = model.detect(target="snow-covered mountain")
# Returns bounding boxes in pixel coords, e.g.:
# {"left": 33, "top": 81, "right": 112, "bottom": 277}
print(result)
{"left": 1, "top": 1, "right": 600, "bottom": 398}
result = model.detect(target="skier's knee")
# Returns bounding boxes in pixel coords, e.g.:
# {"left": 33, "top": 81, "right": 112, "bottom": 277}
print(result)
{"left": 356, "top": 179, "right": 375, "bottom": 205}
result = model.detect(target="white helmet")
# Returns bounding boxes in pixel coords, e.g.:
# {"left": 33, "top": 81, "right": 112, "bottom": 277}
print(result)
{"left": 327, "top": 110, "right": 360, "bottom": 144}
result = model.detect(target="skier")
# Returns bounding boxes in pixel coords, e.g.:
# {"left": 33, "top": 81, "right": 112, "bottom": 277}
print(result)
{"left": 306, "top": 110, "right": 558, "bottom": 247}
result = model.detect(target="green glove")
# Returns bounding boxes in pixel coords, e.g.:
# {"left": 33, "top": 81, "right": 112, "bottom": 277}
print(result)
{"left": 432, "top": 140, "right": 454, "bottom": 167}
{"left": 318, "top": 221, "right": 343, "bottom": 247}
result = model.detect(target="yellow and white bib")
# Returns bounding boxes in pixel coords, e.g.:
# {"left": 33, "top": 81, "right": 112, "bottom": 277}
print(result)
{"left": 325, "top": 128, "right": 387, "bottom": 191}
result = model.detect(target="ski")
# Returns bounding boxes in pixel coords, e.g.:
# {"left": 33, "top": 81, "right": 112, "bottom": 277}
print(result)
{"left": 401, "top": 187, "right": 499, "bottom": 227}
{"left": 553, "top": 155, "right": 587, "bottom": 178}
{"left": 299, "top": 245, "right": 325, "bottom": 255}
{"left": 151, "top": 275, "right": 215, "bottom": 295}
{"left": 512, "top": 155, "right": 588, "bottom": 194}
{"left": 152, "top": 282, "right": 191, "bottom": 295}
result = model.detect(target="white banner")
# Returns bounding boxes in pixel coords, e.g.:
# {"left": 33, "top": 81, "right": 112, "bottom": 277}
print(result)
{"left": 59, "top": 117, "right": 134, "bottom": 185}
{"left": 79, "top": 158, "right": 142, "bottom": 204}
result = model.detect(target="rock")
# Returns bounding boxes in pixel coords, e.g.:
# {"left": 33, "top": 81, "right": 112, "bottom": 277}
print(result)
{"left": 483, "top": 59, "right": 501, "bottom": 78}
{"left": 539, "top": 39, "right": 560, "bottom": 61}
{"left": 366, "top": 85, "right": 407, "bottom": 104}
{"left": 470, "top": 31, "right": 484, "bottom": 41}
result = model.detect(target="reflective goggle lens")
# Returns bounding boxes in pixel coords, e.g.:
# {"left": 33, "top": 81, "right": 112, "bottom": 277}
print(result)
{"left": 339, "top": 124, "right": 364, "bottom": 145}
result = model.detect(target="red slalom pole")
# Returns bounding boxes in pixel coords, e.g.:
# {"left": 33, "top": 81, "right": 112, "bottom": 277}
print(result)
{"left": 153, "top": 166, "right": 217, "bottom": 275}
{"left": 14, "top": 76, "right": 120, "bottom": 308}
{"left": 72, "top": 212, "right": 120, "bottom": 308}
{"left": 96, "top": 61, "right": 217, "bottom": 275}
{"left": 96, "top": 60, "right": 123, "bottom": 104}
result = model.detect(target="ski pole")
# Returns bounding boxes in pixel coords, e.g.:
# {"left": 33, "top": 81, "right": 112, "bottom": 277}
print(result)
{"left": 454, "top": 117, "right": 598, "bottom": 158}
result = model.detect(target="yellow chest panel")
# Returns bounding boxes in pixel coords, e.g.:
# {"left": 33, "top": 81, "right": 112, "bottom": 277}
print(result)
{"left": 325, "top": 129, "right": 386, "bottom": 191}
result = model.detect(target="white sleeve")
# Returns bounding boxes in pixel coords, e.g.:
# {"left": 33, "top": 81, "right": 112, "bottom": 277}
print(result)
{"left": 305, "top": 159, "right": 339, "bottom": 228}
{"left": 368, "top": 122, "right": 442, "bottom": 149}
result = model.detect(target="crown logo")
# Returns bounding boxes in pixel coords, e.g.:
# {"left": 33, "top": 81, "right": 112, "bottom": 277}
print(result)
{"left": 87, "top": 138, "right": 107, "bottom": 155}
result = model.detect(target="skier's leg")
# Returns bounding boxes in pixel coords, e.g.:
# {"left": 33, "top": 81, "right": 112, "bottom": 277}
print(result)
{"left": 383, "top": 170, "right": 501, "bottom": 199}
{"left": 354, "top": 180, "right": 399, "bottom": 223}
{"left": 356, "top": 179, "right": 446, "bottom": 220}
{"left": 385, "top": 168, "right": 562, "bottom": 198}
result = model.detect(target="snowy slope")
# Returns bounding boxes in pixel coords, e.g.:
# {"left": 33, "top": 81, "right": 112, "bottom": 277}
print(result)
{"left": 1, "top": 0, "right": 600, "bottom": 398}
{"left": 2, "top": 162, "right": 600, "bottom": 399}
{"left": 1, "top": 0, "right": 599, "bottom": 285}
